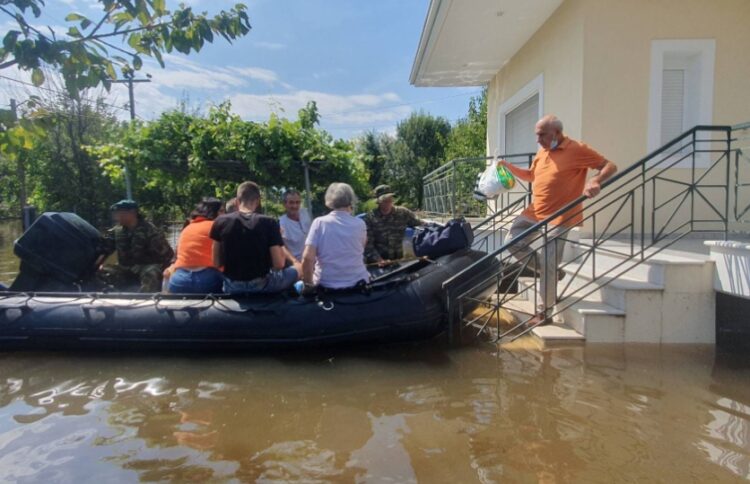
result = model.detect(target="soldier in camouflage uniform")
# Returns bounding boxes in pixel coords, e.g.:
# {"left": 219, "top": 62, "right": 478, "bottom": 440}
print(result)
{"left": 98, "top": 200, "right": 175, "bottom": 292}
{"left": 364, "top": 185, "right": 424, "bottom": 264}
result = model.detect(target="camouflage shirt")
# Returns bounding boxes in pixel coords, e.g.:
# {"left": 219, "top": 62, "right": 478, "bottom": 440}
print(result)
{"left": 364, "top": 206, "right": 423, "bottom": 262}
{"left": 102, "top": 218, "right": 174, "bottom": 268}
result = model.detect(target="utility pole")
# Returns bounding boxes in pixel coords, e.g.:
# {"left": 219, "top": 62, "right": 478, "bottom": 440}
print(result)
{"left": 9, "top": 99, "right": 27, "bottom": 218}
{"left": 112, "top": 76, "right": 151, "bottom": 200}
{"left": 302, "top": 160, "right": 313, "bottom": 219}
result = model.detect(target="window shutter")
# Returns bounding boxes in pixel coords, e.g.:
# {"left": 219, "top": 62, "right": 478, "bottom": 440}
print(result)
{"left": 661, "top": 68, "right": 685, "bottom": 143}
{"left": 505, "top": 94, "right": 539, "bottom": 154}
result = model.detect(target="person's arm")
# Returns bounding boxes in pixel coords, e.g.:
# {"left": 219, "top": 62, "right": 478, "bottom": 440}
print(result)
{"left": 499, "top": 159, "right": 534, "bottom": 182}
{"left": 584, "top": 160, "right": 618, "bottom": 198}
{"left": 282, "top": 246, "right": 299, "bottom": 265}
{"left": 406, "top": 209, "right": 425, "bottom": 227}
{"left": 269, "top": 245, "right": 286, "bottom": 270}
{"left": 363, "top": 215, "right": 383, "bottom": 263}
{"left": 212, "top": 241, "right": 224, "bottom": 268}
{"left": 301, "top": 245, "right": 317, "bottom": 285}
{"left": 96, "top": 229, "right": 116, "bottom": 267}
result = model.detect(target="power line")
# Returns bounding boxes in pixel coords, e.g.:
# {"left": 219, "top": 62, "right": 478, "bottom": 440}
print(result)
{"left": 0, "top": 73, "right": 137, "bottom": 116}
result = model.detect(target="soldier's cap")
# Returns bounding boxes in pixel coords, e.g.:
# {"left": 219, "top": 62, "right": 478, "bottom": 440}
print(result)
{"left": 110, "top": 199, "right": 139, "bottom": 212}
{"left": 373, "top": 185, "right": 396, "bottom": 203}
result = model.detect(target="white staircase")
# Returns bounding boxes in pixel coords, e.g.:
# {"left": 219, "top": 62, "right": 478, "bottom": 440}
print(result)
{"left": 513, "top": 240, "right": 717, "bottom": 346}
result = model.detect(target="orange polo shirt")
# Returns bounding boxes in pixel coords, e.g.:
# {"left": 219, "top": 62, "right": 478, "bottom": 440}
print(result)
{"left": 521, "top": 137, "right": 609, "bottom": 227}
{"left": 173, "top": 217, "right": 221, "bottom": 270}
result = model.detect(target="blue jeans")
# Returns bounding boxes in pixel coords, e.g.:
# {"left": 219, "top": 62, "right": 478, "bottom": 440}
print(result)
{"left": 168, "top": 268, "right": 224, "bottom": 294}
{"left": 223, "top": 267, "right": 298, "bottom": 294}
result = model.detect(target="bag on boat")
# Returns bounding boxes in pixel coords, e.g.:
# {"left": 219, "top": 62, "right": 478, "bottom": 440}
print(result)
{"left": 413, "top": 219, "right": 474, "bottom": 259}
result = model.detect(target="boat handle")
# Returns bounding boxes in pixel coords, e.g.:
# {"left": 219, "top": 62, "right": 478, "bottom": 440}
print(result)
{"left": 0, "top": 306, "right": 30, "bottom": 324}
{"left": 81, "top": 305, "right": 114, "bottom": 325}
{"left": 317, "top": 300, "right": 334, "bottom": 311}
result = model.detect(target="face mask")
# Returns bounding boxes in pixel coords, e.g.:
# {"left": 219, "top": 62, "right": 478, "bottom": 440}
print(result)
{"left": 550, "top": 137, "right": 559, "bottom": 150}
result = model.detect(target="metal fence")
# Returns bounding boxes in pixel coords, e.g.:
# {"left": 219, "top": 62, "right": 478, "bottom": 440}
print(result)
{"left": 422, "top": 153, "right": 535, "bottom": 219}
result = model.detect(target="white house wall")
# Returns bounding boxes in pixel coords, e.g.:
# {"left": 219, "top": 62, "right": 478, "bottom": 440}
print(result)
{"left": 487, "top": 0, "right": 585, "bottom": 157}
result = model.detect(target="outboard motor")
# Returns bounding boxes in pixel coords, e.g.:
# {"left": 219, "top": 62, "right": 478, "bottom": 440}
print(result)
{"left": 10, "top": 212, "right": 104, "bottom": 292}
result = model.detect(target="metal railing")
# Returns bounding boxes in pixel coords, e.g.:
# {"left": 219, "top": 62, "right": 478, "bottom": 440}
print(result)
{"left": 734, "top": 122, "right": 750, "bottom": 224}
{"left": 443, "top": 124, "right": 745, "bottom": 344}
{"left": 422, "top": 153, "right": 535, "bottom": 219}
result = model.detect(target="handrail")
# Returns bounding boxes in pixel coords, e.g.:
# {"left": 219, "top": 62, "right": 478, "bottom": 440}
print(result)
{"left": 422, "top": 152, "right": 536, "bottom": 219}
{"left": 443, "top": 124, "right": 733, "bottom": 290}
{"left": 422, "top": 153, "right": 537, "bottom": 182}
{"left": 471, "top": 194, "right": 528, "bottom": 232}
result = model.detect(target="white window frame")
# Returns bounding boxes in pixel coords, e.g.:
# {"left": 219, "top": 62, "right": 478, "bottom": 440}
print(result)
{"left": 647, "top": 39, "right": 715, "bottom": 160}
{"left": 496, "top": 73, "right": 544, "bottom": 157}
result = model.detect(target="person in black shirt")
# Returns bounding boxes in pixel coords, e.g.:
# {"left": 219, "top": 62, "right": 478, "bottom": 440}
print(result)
{"left": 210, "top": 181, "right": 301, "bottom": 294}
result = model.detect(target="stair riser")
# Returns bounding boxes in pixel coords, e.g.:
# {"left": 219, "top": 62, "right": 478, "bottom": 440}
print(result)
{"left": 521, "top": 276, "right": 634, "bottom": 313}
{"left": 562, "top": 307, "right": 625, "bottom": 343}
{"left": 564, "top": 248, "right": 665, "bottom": 284}
{"left": 558, "top": 273, "right": 632, "bottom": 311}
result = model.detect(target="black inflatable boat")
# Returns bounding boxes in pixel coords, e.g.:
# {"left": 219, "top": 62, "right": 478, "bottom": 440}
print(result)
{"left": 0, "top": 213, "right": 500, "bottom": 351}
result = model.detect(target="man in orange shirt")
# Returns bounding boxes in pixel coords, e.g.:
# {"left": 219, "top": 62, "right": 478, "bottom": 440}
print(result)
{"left": 500, "top": 115, "right": 617, "bottom": 325}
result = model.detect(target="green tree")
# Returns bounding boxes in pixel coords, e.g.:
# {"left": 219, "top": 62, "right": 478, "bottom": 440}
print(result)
{"left": 37, "top": 92, "right": 122, "bottom": 223}
{"left": 0, "top": 0, "right": 251, "bottom": 94}
{"left": 89, "top": 102, "right": 370, "bottom": 221}
{"left": 0, "top": 87, "right": 123, "bottom": 222}
{"left": 444, "top": 88, "right": 487, "bottom": 160}
{"left": 383, "top": 111, "right": 451, "bottom": 208}
{"left": 355, "top": 130, "right": 391, "bottom": 189}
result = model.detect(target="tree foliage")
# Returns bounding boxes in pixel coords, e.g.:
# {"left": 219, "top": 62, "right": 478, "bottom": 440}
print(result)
{"left": 89, "top": 101, "right": 370, "bottom": 221}
{"left": 0, "top": 0, "right": 251, "bottom": 94}
{"left": 0, "top": 88, "right": 123, "bottom": 222}
{"left": 444, "top": 88, "right": 487, "bottom": 160}
{"left": 355, "top": 111, "right": 450, "bottom": 208}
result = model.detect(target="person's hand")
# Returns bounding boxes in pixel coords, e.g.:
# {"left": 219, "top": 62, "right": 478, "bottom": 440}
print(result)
{"left": 377, "top": 259, "right": 390, "bottom": 268}
{"left": 498, "top": 159, "right": 510, "bottom": 168}
{"left": 301, "top": 283, "right": 317, "bottom": 297}
{"left": 584, "top": 179, "right": 602, "bottom": 198}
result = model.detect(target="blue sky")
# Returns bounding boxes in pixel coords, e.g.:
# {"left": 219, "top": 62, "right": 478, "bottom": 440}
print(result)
{"left": 1, "top": 0, "right": 482, "bottom": 139}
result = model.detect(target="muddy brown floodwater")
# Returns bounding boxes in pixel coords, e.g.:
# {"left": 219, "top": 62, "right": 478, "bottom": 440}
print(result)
{"left": 0, "top": 221, "right": 749, "bottom": 482}
{"left": 0, "top": 343, "right": 749, "bottom": 483}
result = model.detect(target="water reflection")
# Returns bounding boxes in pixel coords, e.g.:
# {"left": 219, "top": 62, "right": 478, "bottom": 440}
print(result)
{"left": 0, "top": 221, "right": 21, "bottom": 286}
{"left": 0, "top": 344, "right": 748, "bottom": 482}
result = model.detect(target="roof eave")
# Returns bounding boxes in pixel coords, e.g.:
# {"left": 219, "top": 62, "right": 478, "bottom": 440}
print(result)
{"left": 409, "top": 0, "right": 443, "bottom": 86}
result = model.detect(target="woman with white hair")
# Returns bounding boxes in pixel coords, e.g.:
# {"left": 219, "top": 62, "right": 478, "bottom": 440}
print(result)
{"left": 301, "top": 183, "right": 370, "bottom": 290}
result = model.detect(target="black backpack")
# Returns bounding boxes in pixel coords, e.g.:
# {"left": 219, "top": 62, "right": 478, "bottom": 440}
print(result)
{"left": 412, "top": 219, "right": 474, "bottom": 259}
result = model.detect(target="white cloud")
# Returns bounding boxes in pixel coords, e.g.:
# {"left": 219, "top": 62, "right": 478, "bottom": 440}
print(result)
{"left": 228, "top": 90, "right": 410, "bottom": 126}
{"left": 146, "top": 54, "right": 284, "bottom": 90}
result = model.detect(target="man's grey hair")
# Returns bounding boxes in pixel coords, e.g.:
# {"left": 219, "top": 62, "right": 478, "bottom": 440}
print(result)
{"left": 324, "top": 183, "right": 357, "bottom": 210}
{"left": 539, "top": 114, "right": 564, "bottom": 133}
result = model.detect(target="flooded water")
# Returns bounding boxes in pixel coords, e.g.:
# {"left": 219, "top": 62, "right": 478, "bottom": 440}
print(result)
{"left": 0, "top": 221, "right": 21, "bottom": 287}
{"left": 0, "top": 344, "right": 748, "bottom": 482}
{"left": 1, "top": 221, "right": 750, "bottom": 482}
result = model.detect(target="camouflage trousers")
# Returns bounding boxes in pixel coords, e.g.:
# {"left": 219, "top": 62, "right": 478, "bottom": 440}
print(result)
{"left": 98, "top": 264, "right": 163, "bottom": 293}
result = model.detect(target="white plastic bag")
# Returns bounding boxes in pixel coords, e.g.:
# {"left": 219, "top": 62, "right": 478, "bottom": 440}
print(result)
{"left": 474, "top": 159, "right": 504, "bottom": 200}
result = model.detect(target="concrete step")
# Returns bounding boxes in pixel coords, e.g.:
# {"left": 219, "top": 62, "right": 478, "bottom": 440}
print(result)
{"left": 561, "top": 300, "right": 625, "bottom": 343}
{"left": 531, "top": 324, "right": 586, "bottom": 346}
{"left": 496, "top": 298, "right": 585, "bottom": 346}
{"left": 558, "top": 263, "right": 663, "bottom": 311}
{"left": 566, "top": 240, "right": 713, "bottom": 284}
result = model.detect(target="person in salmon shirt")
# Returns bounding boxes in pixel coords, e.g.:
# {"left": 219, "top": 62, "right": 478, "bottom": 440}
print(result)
{"left": 499, "top": 115, "right": 618, "bottom": 326}
{"left": 163, "top": 197, "right": 225, "bottom": 294}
